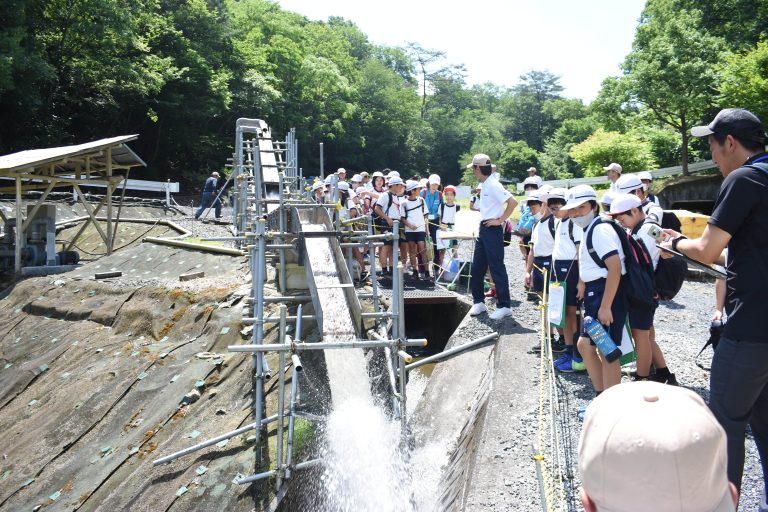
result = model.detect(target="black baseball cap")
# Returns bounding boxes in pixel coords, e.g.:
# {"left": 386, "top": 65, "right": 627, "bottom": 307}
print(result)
{"left": 691, "top": 108, "right": 767, "bottom": 143}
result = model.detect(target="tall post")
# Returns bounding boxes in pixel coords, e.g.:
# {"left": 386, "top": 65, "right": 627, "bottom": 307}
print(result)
{"left": 14, "top": 176, "right": 22, "bottom": 273}
{"left": 252, "top": 218, "right": 268, "bottom": 442}
{"left": 275, "top": 305, "right": 287, "bottom": 491}
{"left": 278, "top": 172, "right": 287, "bottom": 294}
{"left": 368, "top": 215, "right": 379, "bottom": 318}
{"left": 106, "top": 147, "right": 113, "bottom": 255}
{"left": 319, "top": 142, "right": 324, "bottom": 179}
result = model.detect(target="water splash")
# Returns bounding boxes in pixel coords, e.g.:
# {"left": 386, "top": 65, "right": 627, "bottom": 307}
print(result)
{"left": 301, "top": 223, "right": 446, "bottom": 511}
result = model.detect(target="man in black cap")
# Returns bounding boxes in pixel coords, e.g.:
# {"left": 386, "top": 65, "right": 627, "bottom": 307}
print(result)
{"left": 661, "top": 108, "right": 768, "bottom": 499}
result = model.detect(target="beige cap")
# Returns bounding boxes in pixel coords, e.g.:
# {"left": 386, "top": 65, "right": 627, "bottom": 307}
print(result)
{"left": 603, "top": 162, "right": 622, "bottom": 174}
{"left": 579, "top": 382, "right": 734, "bottom": 512}
{"left": 466, "top": 153, "right": 492, "bottom": 169}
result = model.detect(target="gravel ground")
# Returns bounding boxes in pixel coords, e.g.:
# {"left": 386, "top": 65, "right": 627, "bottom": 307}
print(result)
{"left": 449, "top": 211, "right": 761, "bottom": 511}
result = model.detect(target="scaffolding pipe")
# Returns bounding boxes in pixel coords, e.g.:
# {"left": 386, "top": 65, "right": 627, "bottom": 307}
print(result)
{"left": 252, "top": 217, "right": 267, "bottom": 444}
{"left": 242, "top": 315, "right": 317, "bottom": 325}
{"left": 152, "top": 414, "right": 278, "bottom": 466}
{"left": 278, "top": 172, "right": 287, "bottom": 294}
{"left": 229, "top": 338, "right": 428, "bottom": 353}
{"left": 404, "top": 332, "right": 500, "bottom": 371}
{"left": 284, "top": 358, "right": 300, "bottom": 480}
{"left": 275, "top": 306, "right": 287, "bottom": 491}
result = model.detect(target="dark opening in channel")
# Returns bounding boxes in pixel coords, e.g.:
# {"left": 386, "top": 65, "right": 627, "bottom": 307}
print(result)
{"left": 403, "top": 301, "right": 469, "bottom": 358}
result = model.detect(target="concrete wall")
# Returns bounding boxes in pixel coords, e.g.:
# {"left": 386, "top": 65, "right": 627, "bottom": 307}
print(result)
{"left": 657, "top": 174, "right": 723, "bottom": 211}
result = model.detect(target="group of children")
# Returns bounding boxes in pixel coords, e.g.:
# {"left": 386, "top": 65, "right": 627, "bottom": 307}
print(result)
{"left": 518, "top": 174, "right": 677, "bottom": 415}
{"left": 310, "top": 168, "right": 461, "bottom": 285}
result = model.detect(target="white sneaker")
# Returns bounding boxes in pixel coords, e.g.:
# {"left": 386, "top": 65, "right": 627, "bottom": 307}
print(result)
{"left": 489, "top": 307, "right": 513, "bottom": 321}
{"left": 469, "top": 303, "right": 487, "bottom": 316}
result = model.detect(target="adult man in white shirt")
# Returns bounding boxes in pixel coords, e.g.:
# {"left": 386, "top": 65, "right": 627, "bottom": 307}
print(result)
{"left": 526, "top": 166, "right": 544, "bottom": 187}
{"left": 604, "top": 162, "right": 622, "bottom": 193}
{"left": 467, "top": 154, "right": 518, "bottom": 320}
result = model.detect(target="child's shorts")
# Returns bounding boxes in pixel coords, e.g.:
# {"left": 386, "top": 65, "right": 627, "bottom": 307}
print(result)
{"left": 532, "top": 256, "right": 551, "bottom": 293}
{"left": 581, "top": 278, "right": 627, "bottom": 345}
{"left": 405, "top": 231, "right": 426, "bottom": 243}
{"left": 552, "top": 260, "right": 579, "bottom": 306}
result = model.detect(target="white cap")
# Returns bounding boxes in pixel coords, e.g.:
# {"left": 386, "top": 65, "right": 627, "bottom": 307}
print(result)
{"left": 351, "top": 174, "right": 362, "bottom": 182}
{"left": 608, "top": 193, "right": 642, "bottom": 216}
{"left": 355, "top": 186, "right": 366, "bottom": 194}
{"left": 579, "top": 382, "right": 734, "bottom": 512}
{"left": 337, "top": 181, "right": 350, "bottom": 191}
{"left": 526, "top": 166, "right": 537, "bottom": 174}
{"left": 405, "top": 180, "right": 419, "bottom": 192}
{"left": 638, "top": 171, "right": 653, "bottom": 182}
{"left": 547, "top": 187, "right": 568, "bottom": 202}
{"left": 525, "top": 190, "right": 545, "bottom": 204}
{"left": 387, "top": 177, "right": 404, "bottom": 186}
{"left": 616, "top": 173, "right": 644, "bottom": 193}
{"left": 560, "top": 185, "right": 597, "bottom": 211}
{"left": 603, "top": 162, "right": 623, "bottom": 174}
{"left": 311, "top": 181, "right": 325, "bottom": 192}
{"left": 360, "top": 171, "right": 370, "bottom": 177}
{"left": 336, "top": 167, "right": 347, "bottom": 175}
{"left": 522, "top": 176, "right": 540, "bottom": 188}
{"left": 466, "top": 153, "right": 492, "bottom": 169}
{"left": 372, "top": 171, "right": 384, "bottom": 178}
{"left": 601, "top": 191, "right": 616, "bottom": 206}
{"left": 419, "top": 178, "right": 429, "bottom": 188}
{"left": 428, "top": 173, "right": 441, "bottom": 185}
{"left": 386, "top": 170, "right": 400, "bottom": 179}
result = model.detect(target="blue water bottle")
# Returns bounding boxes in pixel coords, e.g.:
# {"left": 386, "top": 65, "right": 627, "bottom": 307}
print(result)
{"left": 583, "top": 316, "right": 622, "bottom": 363}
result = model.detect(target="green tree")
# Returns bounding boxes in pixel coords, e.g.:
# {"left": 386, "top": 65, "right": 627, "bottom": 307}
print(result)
{"left": 717, "top": 41, "right": 768, "bottom": 123}
{"left": 570, "top": 129, "right": 657, "bottom": 177}
{"left": 621, "top": 0, "right": 726, "bottom": 174}
{"left": 540, "top": 116, "right": 599, "bottom": 179}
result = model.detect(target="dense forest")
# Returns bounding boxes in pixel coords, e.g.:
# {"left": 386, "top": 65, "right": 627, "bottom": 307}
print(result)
{"left": 1, "top": 0, "right": 766, "bottom": 188}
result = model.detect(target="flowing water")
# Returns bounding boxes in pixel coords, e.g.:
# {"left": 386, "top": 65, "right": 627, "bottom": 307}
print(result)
{"left": 301, "top": 223, "right": 447, "bottom": 511}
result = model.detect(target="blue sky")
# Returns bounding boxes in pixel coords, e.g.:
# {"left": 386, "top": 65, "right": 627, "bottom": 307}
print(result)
{"left": 276, "top": 0, "right": 647, "bottom": 102}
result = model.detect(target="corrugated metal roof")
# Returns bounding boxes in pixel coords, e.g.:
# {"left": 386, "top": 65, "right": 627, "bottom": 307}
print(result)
{"left": 0, "top": 135, "right": 145, "bottom": 173}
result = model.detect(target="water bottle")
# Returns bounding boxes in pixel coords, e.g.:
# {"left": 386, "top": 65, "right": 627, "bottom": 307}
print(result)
{"left": 583, "top": 316, "right": 622, "bottom": 363}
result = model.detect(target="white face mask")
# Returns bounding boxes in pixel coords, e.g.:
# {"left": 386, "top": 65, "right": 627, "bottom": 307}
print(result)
{"left": 533, "top": 211, "right": 544, "bottom": 221}
{"left": 572, "top": 210, "right": 595, "bottom": 229}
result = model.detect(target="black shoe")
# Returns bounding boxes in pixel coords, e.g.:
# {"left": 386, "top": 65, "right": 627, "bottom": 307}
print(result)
{"left": 649, "top": 372, "right": 678, "bottom": 386}
{"left": 551, "top": 338, "right": 566, "bottom": 354}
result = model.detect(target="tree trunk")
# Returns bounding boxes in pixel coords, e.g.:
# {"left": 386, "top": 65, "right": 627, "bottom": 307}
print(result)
{"left": 680, "top": 112, "right": 689, "bottom": 176}
{"left": 681, "top": 128, "right": 689, "bottom": 176}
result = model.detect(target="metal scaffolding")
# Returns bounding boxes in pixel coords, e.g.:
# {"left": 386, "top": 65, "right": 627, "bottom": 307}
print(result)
{"left": 153, "top": 119, "right": 498, "bottom": 503}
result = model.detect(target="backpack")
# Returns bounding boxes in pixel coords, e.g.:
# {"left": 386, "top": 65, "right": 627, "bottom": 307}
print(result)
{"left": 374, "top": 192, "right": 395, "bottom": 220}
{"left": 586, "top": 218, "right": 657, "bottom": 311}
{"left": 503, "top": 220, "right": 514, "bottom": 247}
{"left": 642, "top": 220, "right": 688, "bottom": 300}
{"left": 660, "top": 211, "right": 682, "bottom": 231}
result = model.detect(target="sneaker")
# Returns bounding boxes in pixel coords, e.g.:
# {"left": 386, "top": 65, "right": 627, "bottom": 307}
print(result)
{"left": 554, "top": 353, "right": 573, "bottom": 372}
{"left": 469, "top": 303, "right": 487, "bottom": 316}
{"left": 489, "top": 307, "right": 512, "bottom": 321}
{"left": 649, "top": 372, "right": 678, "bottom": 386}
{"left": 551, "top": 338, "right": 566, "bottom": 353}
{"left": 570, "top": 358, "right": 586, "bottom": 372}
